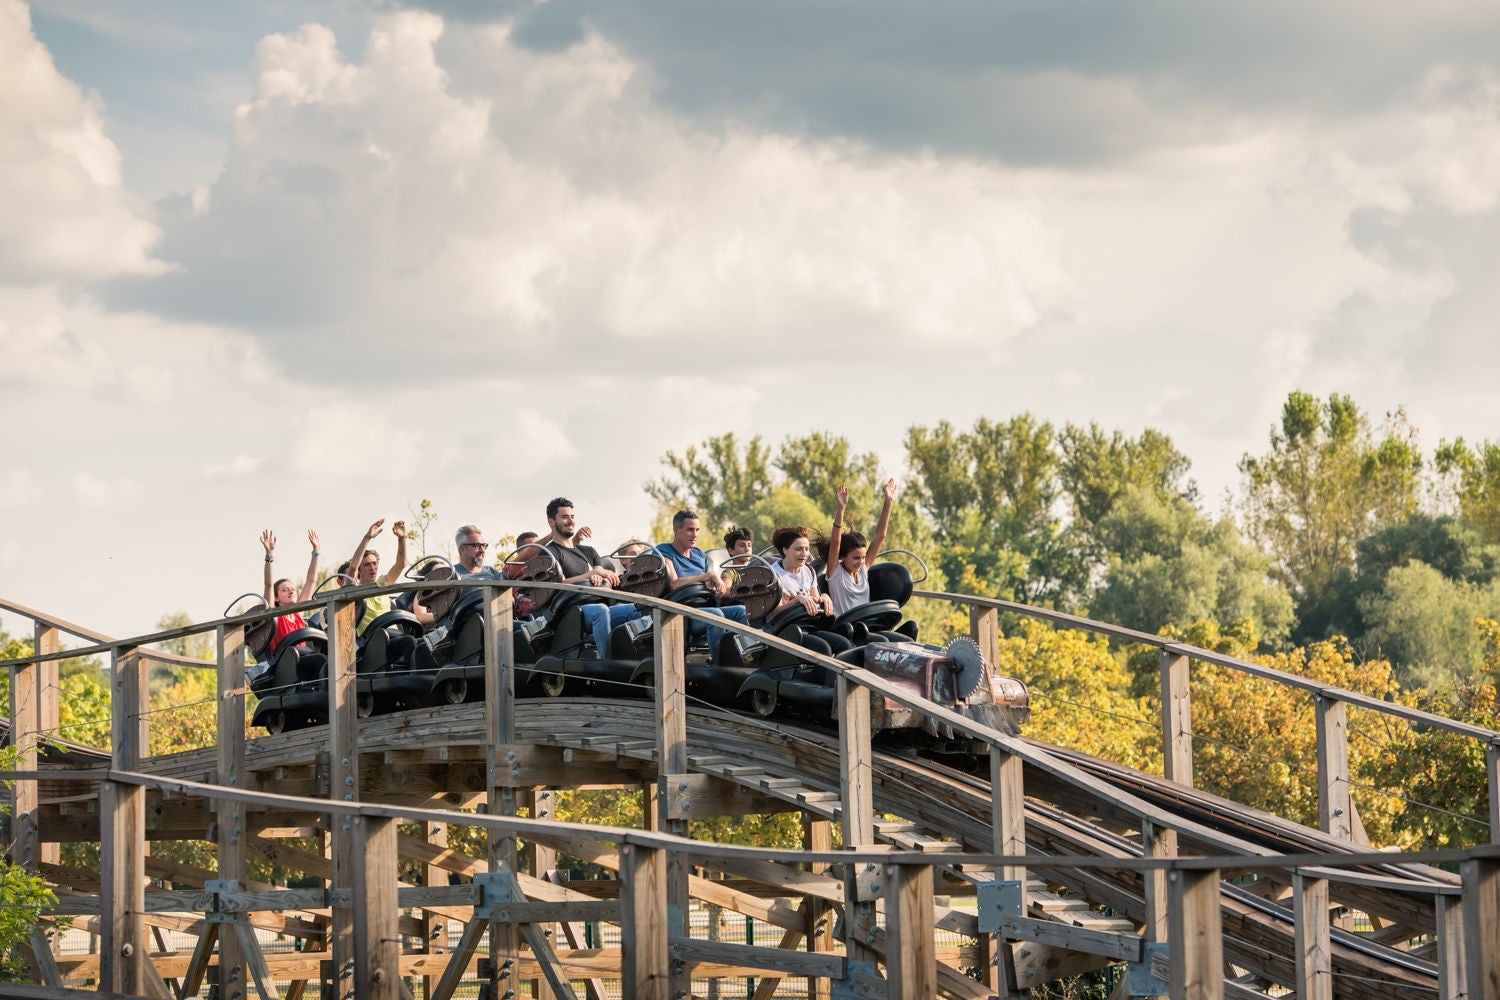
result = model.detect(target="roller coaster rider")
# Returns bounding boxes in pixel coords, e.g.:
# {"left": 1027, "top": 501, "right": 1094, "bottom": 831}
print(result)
{"left": 655, "top": 509, "right": 750, "bottom": 657}
{"left": 543, "top": 496, "right": 643, "bottom": 653}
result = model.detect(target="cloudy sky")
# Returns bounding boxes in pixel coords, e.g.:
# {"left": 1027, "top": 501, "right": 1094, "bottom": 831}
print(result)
{"left": 2, "top": 0, "right": 1498, "bottom": 638}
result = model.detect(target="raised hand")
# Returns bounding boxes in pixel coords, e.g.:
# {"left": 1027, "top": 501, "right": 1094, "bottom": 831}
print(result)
{"left": 835, "top": 484, "right": 850, "bottom": 512}
{"left": 365, "top": 518, "right": 385, "bottom": 540}
{"left": 260, "top": 529, "right": 276, "bottom": 554}
{"left": 576, "top": 525, "right": 593, "bottom": 542}
{"left": 308, "top": 529, "right": 320, "bottom": 552}
{"left": 883, "top": 477, "right": 897, "bottom": 502}
{"left": 391, "top": 520, "right": 408, "bottom": 539}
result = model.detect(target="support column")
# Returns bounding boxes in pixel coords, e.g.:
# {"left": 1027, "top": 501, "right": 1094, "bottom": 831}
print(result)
{"left": 883, "top": 862, "right": 935, "bottom": 999}
{"left": 325, "top": 598, "right": 359, "bottom": 1000}
{"left": 652, "top": 608, "right": 692, "bottom": 997}
{"left": 619, "top": 842, "right": 670, "bottom": 1000}
{"left": 1316, "top": 695, "right": 1353, "bottom": 842}
{"left": 1487, "top": 742, "right": 1499, "bottom": 847}
{"left": 482, "top": 587, "right": 520, "bottom": 995}
{"left": 1293, "top": 872, "right": 1332, "bottom": 1000}
{"left": 216, "top": 624, "right": 249, "bottom": 998}
{"left": 1437, "top": 893, "right": 1467, "bottom": 1000}
{"left": 422, "top": 818, "right": 450, "bottom": 1000}
{"left": 1462, "top": 856, "right": 1499, "bottom": 1000}
{"left": 837, "top": 675, "right": 878, "bottom": 969}
{"left": 990, "top": 746, "right": 1026, "bottom": 997}
{"left": 970, "top": 606, "right": 1000, "bottom": 676}
{"left": 1166, "top": 867, "right": 1222, "bottom": 1000}
{"left": 1141, "top": 820, "right": 1176, "bottom": 1000}
{"left": 1159, "top": 650, "right": 1192, "bottom": 786}
{"left": 100, "top": 647, "right": 148, "bottom": 995}
{"left": 803, "top": 817, "right": 834, "bottom": 1000}
{"left": 352, "top": 815, "right": 402, "bottom": 1000}
{"left": 8, "top": 636, "right": 40, "bottom": 873}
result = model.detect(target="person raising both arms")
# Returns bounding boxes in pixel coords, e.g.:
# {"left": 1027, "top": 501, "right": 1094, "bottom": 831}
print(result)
{"left": 822, "top": 478, "right": 897, "bottom": 616}
{"left": 347, "top": 518, "right": 432, "bottom": 634}
{"left": 260, "top": 529, "right": 321, "bottom": 653}
{"left": 771, "top": 525, "right": 835, "bottom": 617}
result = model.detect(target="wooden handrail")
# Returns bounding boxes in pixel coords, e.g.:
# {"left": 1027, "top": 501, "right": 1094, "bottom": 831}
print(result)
{"left": 914, "top": 587, "right": 1500, "bottom": 745}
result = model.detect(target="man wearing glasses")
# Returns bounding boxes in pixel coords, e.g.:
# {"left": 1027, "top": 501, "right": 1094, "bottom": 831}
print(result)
{"left": 454, "top": 525, "right": 504, "bottom": 580}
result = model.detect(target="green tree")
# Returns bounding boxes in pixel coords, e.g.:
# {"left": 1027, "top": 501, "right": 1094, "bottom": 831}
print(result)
{"left": 1358, "top": 562, "right": 1500, "bottom": 690}
{"left": 1436, "top": 438, "right": 1500, "bottom": 543}
{"left": 645, "top": 432, "right": 774, "bottom": 539}
{"left": 1148, "top": 622, "right": 1408, "bottom": 845}
{"left": 1239, "top": 392, "right": 1423, "bottom": 635}
{"left": 1058, "top": 422, "right": 1195, "bottom": 547}
{"left": 905, "top": 416, "right": 1087, "bottom": 606}
{"left": 993, "top": 619, "right": 1159, "bottom": 772}
{"left": 1, "top": 742, "right": 60, "bottom": 979}
{"left": 1365, "top": 619, "right": 1499, "bottom": 848}
{"left": 1090, "top": 487, "right": 1294, "bottom": 648}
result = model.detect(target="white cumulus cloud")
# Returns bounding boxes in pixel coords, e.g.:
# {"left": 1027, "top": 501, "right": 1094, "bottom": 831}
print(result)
{"left": 0, "top": 0, "right": 163, "bottom": 282}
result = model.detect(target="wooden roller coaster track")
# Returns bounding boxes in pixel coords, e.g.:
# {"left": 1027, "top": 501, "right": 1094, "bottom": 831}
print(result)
{"left": 3, "top": 581, "right": 1499, "bottom": 1000}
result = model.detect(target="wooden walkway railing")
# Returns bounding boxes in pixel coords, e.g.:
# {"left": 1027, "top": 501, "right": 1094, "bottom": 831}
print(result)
{"left": 5, "top": 580, "right": 1500, "bottom": 999}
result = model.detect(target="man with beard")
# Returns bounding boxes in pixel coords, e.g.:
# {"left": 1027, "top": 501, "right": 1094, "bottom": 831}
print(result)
{"left": 544, "top": 497, "right": 641, "bottom": 654}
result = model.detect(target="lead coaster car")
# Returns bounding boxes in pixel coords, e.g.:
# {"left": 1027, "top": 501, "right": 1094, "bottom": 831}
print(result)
{"left": 736, "top": 635, "right": 1030, "bottom": 747}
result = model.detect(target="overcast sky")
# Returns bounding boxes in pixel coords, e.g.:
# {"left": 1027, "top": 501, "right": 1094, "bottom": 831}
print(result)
{"left": 2, "top": 0, "right": 1498, "bottom": 639}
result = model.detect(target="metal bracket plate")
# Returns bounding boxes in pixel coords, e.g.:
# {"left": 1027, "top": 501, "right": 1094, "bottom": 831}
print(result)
{"left": 472, "top": 871, "right": 515, "bottom": 920}
{"left": 1126, "top": 941, "right": 1169, "bottom": 996}
{"left": 976, "top": 879, "right": 1023, "bottom": 932}
{"left": 830, "top": 959, "right": 884, "bottom": 999}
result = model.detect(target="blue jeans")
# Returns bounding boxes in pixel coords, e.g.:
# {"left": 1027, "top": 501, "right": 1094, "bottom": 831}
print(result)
{"left": 693, "top": 605, "right": 749, "bottom": 656}
{"left": 580, "top": 603, "right": 643, "bottom": 655}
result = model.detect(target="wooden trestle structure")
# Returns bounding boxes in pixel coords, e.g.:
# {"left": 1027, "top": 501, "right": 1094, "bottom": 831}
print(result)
{"left": 4, "top": 582, "right": 1500, "bottom": 1000}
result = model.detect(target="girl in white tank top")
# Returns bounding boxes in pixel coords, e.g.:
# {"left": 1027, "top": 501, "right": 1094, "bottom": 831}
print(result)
{"left": 822, "top": 479, "right": 897, "bottom": 616}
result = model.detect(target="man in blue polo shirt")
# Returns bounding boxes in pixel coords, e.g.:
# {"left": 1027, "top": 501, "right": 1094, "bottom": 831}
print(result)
{"left": 656, "top": 509, "right": 750, "bottom": 658}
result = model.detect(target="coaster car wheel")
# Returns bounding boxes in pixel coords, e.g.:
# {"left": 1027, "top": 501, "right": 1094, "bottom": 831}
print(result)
{"left": 434, "top": 677, "right": 468, "bottom": 705}
{"left": 356, "top": 692, "right": 375, "bottom": 718}
{"left": 262, "top": 709, "right": 286, "bottom": 735}
{"left": 541, "top": 669, "right": 567, "bottom": 698}
{"left": 751, "top": 688, "right": 778, "bottom": 717}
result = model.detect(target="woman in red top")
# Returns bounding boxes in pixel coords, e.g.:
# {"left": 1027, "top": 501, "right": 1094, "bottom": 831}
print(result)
{"left": 261, "top": 528, "right": 321, "bottom": 653}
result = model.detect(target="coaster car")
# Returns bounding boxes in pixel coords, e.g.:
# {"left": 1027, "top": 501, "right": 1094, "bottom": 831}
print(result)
{"left": 427, "top": 543, "right": 653, "bottom": 705}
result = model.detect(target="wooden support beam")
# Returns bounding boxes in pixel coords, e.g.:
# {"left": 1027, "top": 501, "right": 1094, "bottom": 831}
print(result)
{"left": 527, "top": 790, "right": 560, "bottom": 1000}
{"left": 100, "top": 647, "right": 149, "bottom": 996}
{"left": 1437, "top": 893, "right": 1467, "bottom": 1000}
{"left": 651, "top": 607, "right": 692, "bottom": 999}
{"left": 35, "top": 622, "right": 61, "bottom": 867}
{"left": 324, "top": 597, "right": 358, "bottom": 1000}
{"left": 10, "top": 634, "right": 40, "bottom": 872}
{"left": 1166, "top": 867, "right": 1222, "bottom": 1000}
{"left": 1488, "top": 742, "right": 1500, "bottom": 848}
{"left": 991, "top": 745, "right": 1026, "bottom": 998}
{"left": 1159, "top": 650, "right": 1193, "bottom": 785}
{"left": 215, "top": 623, "right": 248, "bottom": 997}
{"left": 883, "top": 862, "right": 936, "bottom": 999}
{"left": 352, "top": 815, "right": 401, "bottom": 1000}
{"left": 619, "top": 842, "right": 670, "bottom": 1000}
{"left": 422, "top": 817, "right": 449, "bottom": 1000}
{"left": 803, "top": 817, "right": 834, "bottom": 1000}
{"left": 1316, "top": 695, "right": 1353, "bottom": 842}
{"left": 1462, "top": 856, "right": 1499, "bottom": 1000}
{"left": 1139, "top": 819, "right": 1176, "bottom": 1000}
{"left": 483, "top": 586, "right": 520, "bottom": 997}
{"left": 970, "top": 606, "right": 1000, "bottom": 678}
{"left": 1293, "top": 872, "right": 1332, "bottom": 1000}
{"left": 837, "top": 674, "right": 878, "bottom": 971}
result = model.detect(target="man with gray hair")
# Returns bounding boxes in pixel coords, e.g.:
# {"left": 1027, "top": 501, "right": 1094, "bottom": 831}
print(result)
{"left": 454, "top": 524, "right": 503, "bottom": 580}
